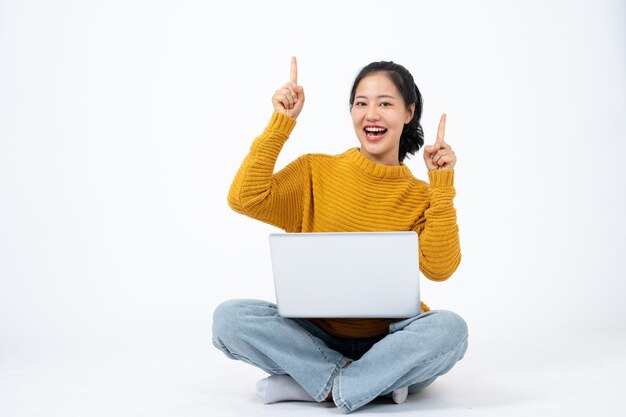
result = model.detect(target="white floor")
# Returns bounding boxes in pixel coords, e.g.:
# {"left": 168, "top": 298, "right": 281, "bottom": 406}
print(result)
{"left": 1, "top": 334, "right": 625, "bottom": 417}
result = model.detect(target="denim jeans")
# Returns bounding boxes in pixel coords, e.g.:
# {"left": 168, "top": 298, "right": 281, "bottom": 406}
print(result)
{"left": 211, "top": 299, "right": 468, "bottom": 413}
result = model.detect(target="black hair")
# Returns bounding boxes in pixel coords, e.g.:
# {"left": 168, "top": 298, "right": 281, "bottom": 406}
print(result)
{"left": 349, "top": 61, "right": 424, "bottom": 163}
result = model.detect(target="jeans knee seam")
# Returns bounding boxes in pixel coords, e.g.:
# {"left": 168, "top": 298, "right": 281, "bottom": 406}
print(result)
{"left": 417, "top": 331, "right": 469, "bottom": 367}
{"left": 211, "top": 337, "right": 224, "bottom": 350}
{"left": 213, "top": 338, "right": 284, "bottom": 374}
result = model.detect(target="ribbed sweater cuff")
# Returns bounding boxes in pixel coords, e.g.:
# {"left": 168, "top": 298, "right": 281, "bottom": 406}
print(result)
{"left": 428, "top": 169, "right": 455, "bottom": 187}
{"left": 265, "top": 112, "right": 297, "bottom": 137}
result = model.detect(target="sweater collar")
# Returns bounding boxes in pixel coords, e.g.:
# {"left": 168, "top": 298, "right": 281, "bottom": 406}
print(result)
{"left": 345, "top": 147, "right": 412, "bottom": 179}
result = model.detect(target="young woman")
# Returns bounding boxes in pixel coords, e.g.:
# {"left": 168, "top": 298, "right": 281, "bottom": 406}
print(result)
{"left": 212, "top": 57, "right": 468, "bottom": 414}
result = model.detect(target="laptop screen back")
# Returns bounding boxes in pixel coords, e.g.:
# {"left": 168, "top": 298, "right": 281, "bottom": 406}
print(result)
{"left": 269, "top": 231, "right": 420, "bottom": 318}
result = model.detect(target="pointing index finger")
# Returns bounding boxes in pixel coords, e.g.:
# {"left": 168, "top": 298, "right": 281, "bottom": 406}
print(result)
{"left": 290, "top": 56, "right": 298, "bottom": 85}
{"left": 436, "top": 113, "right": 447, "bottom": 145}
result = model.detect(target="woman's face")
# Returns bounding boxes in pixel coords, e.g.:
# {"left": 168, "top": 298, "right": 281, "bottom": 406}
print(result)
{"left": 351, "top": 72, "right": 414, "bottom": 166}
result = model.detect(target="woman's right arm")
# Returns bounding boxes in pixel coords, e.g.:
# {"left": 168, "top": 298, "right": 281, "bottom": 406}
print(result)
{"left": 227, "top": 57, "right": 308, "bottom": 232}
{"left": 227, "top": 112, "right": 308, "bottom": 232}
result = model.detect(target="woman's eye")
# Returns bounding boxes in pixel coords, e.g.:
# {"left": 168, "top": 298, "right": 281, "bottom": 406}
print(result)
{"left": 380, "top": 102, "right": 392, "bottom": 107}
{"left": 355, "top": 101, "right": 366, "bottom": 106}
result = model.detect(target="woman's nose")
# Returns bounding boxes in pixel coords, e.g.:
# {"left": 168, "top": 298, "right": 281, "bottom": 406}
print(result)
{"left": 366, "top": 105, "right": 380, "bottom": 120}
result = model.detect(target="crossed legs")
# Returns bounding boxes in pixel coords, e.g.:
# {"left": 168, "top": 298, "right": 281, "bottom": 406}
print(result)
{"left": 212, "top": 299, "right": 468, "bottom": 413}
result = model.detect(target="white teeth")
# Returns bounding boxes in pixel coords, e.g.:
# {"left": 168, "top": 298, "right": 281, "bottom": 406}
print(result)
{"left": 365, "top": 127, "right": 386, "bottom": 133}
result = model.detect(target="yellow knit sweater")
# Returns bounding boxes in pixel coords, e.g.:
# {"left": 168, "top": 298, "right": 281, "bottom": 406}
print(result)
{"left": 228, "top": 112, "right": 461, "bottom": 338}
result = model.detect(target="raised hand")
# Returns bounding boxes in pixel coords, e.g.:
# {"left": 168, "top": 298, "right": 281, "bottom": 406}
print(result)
{"left": 272, "top": 56, "right": 305, "bottom": 120}
{"left": 423, "top": 113, "right": 457, "bottom": 171}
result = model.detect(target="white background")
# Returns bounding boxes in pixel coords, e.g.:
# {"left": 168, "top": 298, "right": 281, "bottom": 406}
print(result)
{"left": 1, "top": 0, "right": 625, "bottom": 416}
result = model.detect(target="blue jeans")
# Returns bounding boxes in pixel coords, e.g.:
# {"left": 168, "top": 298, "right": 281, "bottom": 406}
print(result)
{"left": 211, "top": 299, "right": 468, "bottom": 413}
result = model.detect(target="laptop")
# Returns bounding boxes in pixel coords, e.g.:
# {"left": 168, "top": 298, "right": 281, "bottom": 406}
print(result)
{"left": 268, "top": 231, "right": 420, "bottom": 318}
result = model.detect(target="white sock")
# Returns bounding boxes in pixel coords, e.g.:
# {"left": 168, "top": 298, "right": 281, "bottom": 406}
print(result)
{"left": 256, "top": 375, "right": 316, "bottom": 404}
{"left": 391, "top": 387, "right": 408, "bottom": 404}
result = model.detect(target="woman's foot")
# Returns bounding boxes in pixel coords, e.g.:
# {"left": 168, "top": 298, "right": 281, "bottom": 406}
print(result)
{"left": 256, "top": 375, "right": 315, "bottom": 404}
{"left": 391, "top": 387, "right": 408, "bottom": 404}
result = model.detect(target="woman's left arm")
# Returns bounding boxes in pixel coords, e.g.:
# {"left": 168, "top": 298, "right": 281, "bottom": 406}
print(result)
{"left": 415, "top": 113, "right": 461, "bottom": 281}
{"left": 413, "top": 170, "right": 460, "bottom": 281}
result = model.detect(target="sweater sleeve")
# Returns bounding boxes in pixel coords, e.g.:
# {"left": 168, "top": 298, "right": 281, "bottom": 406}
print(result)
{"left": 412, "top": 169, "right": 461, "bottom": 281}
{"left": 227, "top": 112, "right": 308, "bottom": 232}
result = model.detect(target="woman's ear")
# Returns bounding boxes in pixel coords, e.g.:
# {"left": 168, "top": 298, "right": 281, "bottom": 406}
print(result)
{"left": 405, "top": 103, "right": 415, "bottom": 123}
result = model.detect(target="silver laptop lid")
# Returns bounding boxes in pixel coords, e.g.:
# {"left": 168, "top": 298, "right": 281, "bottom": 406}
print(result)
{"left": 269, "top": 231, "right": 420, "bottom": 318}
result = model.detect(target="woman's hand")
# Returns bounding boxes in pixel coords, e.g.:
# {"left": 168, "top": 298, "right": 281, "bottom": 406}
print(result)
{"left": 423, "top": 113, "right": 457, "bottom": 171}
{"left": 272, "top": 56, "right": 305, "bottom": 120}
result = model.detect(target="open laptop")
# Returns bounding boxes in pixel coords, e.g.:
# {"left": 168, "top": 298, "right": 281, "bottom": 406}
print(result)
{"left": 268, "top": 231, "right": 420, "bottom": 318}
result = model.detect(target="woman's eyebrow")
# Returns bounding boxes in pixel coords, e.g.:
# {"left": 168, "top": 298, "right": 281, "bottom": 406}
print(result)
{"left": 355, "top": 94, "right": 396, "bottom": 99}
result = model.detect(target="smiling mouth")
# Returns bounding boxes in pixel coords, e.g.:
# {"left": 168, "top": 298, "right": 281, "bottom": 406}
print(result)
{"left": 364, "top": 127, "right": 387, "bottom": 141}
